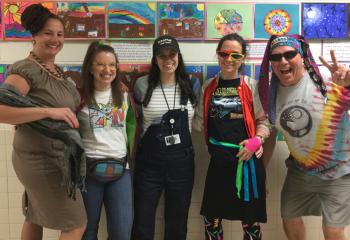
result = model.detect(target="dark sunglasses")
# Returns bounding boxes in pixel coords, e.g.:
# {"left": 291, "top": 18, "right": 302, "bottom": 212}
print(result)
{"left": 217, "top": 51, "right": 245, "bottom": 61}
{"left": 270, "top": 50, "right": 299, "bottom": 62}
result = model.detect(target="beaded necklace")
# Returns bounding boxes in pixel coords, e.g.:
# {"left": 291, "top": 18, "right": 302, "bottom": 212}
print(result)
{"left": 30, "top": 51, "right": 65, "bottom": 80}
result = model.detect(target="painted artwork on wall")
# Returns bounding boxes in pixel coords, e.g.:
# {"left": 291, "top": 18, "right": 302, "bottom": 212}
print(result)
{"left": 118, "top": 63, "right": 151, "bottom": 91}
{"left": 302, "top": 3, "right": 347, "bottom": 39}
{"left": 254, "top": 64, "right": 272, "bottom": 82}
{"left": 4, "top": 1, "right": 55, "bottom": 39}
{"left": 158, "top": 2, "right": 205, "bottom": 40}
{"left": 0, "top": 65, "right": 8, "bottom": 84}
{"left": 206, "top": 64, "right": 253, "bottom": 80}
{"left": 254, "top": 4, "right": 300, "bottom": 39}
{"left": 206, "top": 3, "right": 253, "bottom": 39}
{"left": 185, "top": 65, "right": 204, "bottom": 97}
{"left": 61, "top": 65, "right": 82, "bottom": 87}
{"left": 107, "top": 2, "right": 156, "bottom": 39}
{"left": 347, "top": 5, "right": 350, "bottom": 39}
{"left": 0, "top": 4, "right": 3, "bottom": 39}
{"left": 56, "top": 2, "right": 106, "bottom": 39}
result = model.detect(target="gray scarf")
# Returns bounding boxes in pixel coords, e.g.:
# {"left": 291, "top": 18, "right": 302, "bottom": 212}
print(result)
{"left": 0, "top": 84, "right": 86, "bottom": 199}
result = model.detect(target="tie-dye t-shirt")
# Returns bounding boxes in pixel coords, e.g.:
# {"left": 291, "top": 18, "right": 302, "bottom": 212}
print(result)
{"left": 275, "top": 73, "right": 350, "bottom": 179}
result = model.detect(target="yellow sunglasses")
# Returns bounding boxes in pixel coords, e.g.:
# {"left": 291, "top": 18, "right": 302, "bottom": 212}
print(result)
{"left": 217, "top": 51, "right": 245, "bottom": 61}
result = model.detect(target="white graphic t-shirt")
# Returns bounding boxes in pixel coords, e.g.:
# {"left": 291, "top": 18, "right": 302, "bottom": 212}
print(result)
{"left": 78, "top": 89, "right": 129, "bottom": 160}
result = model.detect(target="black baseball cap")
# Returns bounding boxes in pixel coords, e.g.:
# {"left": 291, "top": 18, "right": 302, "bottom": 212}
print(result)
{"left": 153, "top": 35, "right": 180, "bottom": 56}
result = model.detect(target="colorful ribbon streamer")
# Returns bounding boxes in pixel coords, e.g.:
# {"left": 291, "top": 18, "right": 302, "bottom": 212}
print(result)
{"left": 209, "top": 137, "right": 259, "bottom": 201}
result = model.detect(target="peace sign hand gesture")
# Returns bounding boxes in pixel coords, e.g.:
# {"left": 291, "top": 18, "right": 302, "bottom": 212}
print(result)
{"left": 319, "top": 50, "right": 350, "bottom": 88}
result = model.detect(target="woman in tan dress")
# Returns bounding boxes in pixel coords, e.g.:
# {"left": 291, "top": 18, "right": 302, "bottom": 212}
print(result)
{"left": 0, "top": 4, "right": 86, "bottom": 240}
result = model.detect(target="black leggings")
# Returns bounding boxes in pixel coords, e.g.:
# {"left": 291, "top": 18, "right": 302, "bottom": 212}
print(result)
{"left": 203, "top": 217, "right": 262, "bottom": 240}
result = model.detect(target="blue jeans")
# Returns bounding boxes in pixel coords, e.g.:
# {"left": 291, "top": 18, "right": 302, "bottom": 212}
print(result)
{"left": 82, "top": 170, "right": 132, "bottom": 240}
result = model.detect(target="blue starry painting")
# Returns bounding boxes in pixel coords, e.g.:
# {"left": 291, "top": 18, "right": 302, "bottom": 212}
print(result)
{"left": 302, "top": 3, "right": 347, "bottom": 39}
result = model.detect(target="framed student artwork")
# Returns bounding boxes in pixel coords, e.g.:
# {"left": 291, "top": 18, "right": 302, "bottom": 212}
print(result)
{"left": 185, "top": 64, "right": 204, "bottom": 97}
{"left": 107, "top": 2, "right": 156, "bottom": 40}
{"left": 206, "top": 2, "right": 253, "bottom": 39}
{"left": 118, "top": 63, "right": 151, "bottom": 91}
{"left": 254, "top": 3, "right": 300, "bottom": 39}
{"left": 3, "top": 1, "right": 55, "bottom": 40}
{"left": 0, "top": 65, "right": 8, "bottom": 84}
{"left": 206, "top": 64, "right": 253, "bottom": 80}
{"left": 56, "top": 2, "right": 106, "bottom": 39}
{"left": 60, "top": 65, "right": 82, "bottom": 87}
{"left": 158, "top": 2, "right": 205, "bottom": 40}
{"left": 302, "top": 3, "right": 347, "bottom": 39}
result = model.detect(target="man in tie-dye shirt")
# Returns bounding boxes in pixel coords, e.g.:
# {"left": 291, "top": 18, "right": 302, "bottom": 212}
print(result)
{"left": 259, "top": 34, "right": 350, "bottom": 240}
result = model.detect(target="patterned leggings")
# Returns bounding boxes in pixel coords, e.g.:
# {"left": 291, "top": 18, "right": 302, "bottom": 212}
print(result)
{"left": 204, "top": 217, "right": 262, "bottom": 240}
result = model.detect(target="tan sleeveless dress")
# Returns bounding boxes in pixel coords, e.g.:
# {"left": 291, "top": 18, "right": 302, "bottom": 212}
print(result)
{"left": 9, "top": 58, "right": 86, "bottom": 231}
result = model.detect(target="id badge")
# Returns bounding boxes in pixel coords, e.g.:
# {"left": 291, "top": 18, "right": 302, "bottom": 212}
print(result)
{"left": 164, "top": 134, "right": 181, "bottom": 146}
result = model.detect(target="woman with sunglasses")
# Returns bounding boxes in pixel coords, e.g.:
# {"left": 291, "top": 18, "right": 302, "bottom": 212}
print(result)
{"left": 194, "top": 33, "right": 270, "bottom": 240}
{"left": 259, "top": 34, "right": 350, "bottom": 240}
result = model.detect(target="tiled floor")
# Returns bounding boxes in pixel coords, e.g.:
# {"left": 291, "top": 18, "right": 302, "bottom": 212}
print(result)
{"left": 0, "top": 125, "right": 349, "bottom": 239}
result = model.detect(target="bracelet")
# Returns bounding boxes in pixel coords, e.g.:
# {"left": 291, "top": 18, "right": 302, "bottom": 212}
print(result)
{"left": 256, "top": 135, "right": 265, "bottom": 144}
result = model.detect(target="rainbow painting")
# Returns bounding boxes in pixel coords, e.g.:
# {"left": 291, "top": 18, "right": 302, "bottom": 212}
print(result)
{"left": 108, "top": 2, "right": 156, "bottom": 39}
{"left": 56, "top": 2, "right": 106, "bottom": 39}
{"left": 4, "top": 1, "right": 56, "bottom": 40}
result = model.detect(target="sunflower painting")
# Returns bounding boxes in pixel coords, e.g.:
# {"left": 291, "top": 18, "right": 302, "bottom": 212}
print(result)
{"left": 4, "top": 1, "right": 55, "bottom": 40}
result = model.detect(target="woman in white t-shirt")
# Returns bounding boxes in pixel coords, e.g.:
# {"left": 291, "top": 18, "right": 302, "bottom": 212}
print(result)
{"left": 78, "top": 41, "right": 137, "bottom": 240}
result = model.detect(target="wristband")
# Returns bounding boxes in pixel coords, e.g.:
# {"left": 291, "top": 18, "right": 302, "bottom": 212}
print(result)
{"left": 245, "top": 136, "right": 262, "bottom": 153}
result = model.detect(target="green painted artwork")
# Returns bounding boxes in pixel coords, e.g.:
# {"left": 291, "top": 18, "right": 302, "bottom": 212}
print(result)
{"left": 206, "top": 3, "right": 253, "bottom": 39}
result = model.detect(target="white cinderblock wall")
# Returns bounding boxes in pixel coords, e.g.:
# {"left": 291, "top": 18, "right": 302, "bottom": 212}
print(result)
{"left": 1, "top": 125, "right": 350, "bottom": 240}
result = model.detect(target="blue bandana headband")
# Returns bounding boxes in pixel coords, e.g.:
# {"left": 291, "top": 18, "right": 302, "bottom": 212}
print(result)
{"left": 270, "top": 36, "right": 303, "bottom": 56}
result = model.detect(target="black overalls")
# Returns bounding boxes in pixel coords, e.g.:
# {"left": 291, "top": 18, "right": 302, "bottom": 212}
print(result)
{"left": 132, "top": 106, "right": 194, "bottom": 240}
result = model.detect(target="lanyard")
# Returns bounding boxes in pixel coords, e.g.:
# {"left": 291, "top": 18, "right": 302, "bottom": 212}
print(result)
{"left": 160, "top": 82, "right": 177, "bottom": 134}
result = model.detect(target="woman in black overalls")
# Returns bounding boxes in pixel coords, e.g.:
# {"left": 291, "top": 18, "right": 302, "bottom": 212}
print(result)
{"left": 132, "top": 35, "right": 197, "bottom": 240}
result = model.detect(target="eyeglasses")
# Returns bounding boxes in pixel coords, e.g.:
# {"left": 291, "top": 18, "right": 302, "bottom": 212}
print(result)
{"left": 93, "top": 63, "right": 118, "bottom": 69}
{"left": 269, "top": 50, "right": 299, "bottom": 62}
{"left": 216, "top": 51, "right": 245, "bottom": 61}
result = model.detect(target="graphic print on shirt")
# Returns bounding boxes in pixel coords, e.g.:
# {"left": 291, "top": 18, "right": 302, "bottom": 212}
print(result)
{"left": 280, "top": 105, "right": 312, "bottom": 137}
{"left": 89, "top": 102, "right": 126, "bottom": 128}
{"left": 209, "top": 86, "right": 243, "bottom": 119}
